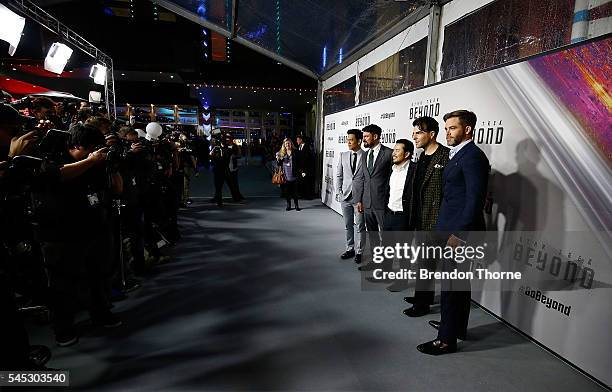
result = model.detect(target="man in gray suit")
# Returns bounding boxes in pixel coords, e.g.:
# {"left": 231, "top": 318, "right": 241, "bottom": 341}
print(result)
{"left": 353, "top": 124, "right": 393, "bottom": 271}
{"left": 336, "top": 129, "right": 366, "bottom": 264}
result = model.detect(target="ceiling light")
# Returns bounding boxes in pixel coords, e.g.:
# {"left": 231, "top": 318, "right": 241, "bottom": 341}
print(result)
{"left": 44, "top": 42, "right": 73, "bottom": 74}
{"left": 89, "top": 64, "right": 107, "bottom": 85}
{"left": 0, "top": 4, "right": 25, "bottom": 56}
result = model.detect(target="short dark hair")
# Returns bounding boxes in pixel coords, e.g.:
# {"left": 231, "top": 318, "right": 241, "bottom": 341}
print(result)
{"left": 362, "top": 124, "right": 382, "bottom": 137}
{"left": 86, "top": 116, "right": 112, "bottom": 132}
{"left": 443, "top": 110, "right": 477, "bottom": 129}
{"left": 347, "top": 128, "right": 362, "bottom": 140}
{"left": 395, "top": 138, "right": 414, "bottom": 155}
{"left": 412, "top": 116, "right": 439, "bottom": 137}
{"left": 31, "top": 97, "right": 55, "bottom": 111}
{"left": 69, "top": 124, "right": 104, "bottom": 150}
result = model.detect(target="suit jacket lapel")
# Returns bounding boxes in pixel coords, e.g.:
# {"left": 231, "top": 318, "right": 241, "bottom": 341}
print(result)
{"left": 372, "top": 145, "right": 386, "bottom": 175}
{"left": 353, "top": 150, "right": 363, "bottom": 177}
{"left": 421, "top": 146, "right": 444, "bottom": 190}
{"left": 444, "top": 142, "right": 474, "bottom": 180}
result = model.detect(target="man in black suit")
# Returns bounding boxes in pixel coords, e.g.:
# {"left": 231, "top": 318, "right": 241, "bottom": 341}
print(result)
{"left": 383, "top": 139, "right": 415, "bottom": 231}
{"left": 417, "top": 110, "right": 489, "bottom": 355}
{"left": 295, "top": 134, "right": 314, "bottom": 199}
{"left": 353, "top": 124, "right": 393, "bottom": 270}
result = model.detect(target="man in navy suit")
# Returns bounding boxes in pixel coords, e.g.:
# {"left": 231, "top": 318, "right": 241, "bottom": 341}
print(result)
{"left": 417, "top": 110, "right": 489, "bottom": 355}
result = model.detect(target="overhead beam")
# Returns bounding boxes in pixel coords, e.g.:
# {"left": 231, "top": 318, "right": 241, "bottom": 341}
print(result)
{"left": 233, "top": 36, "right": 319, "bottom": 79}
{"left": 230, "top": 0, "right": 238, "bottom": 38}
{"left": 155, "top": 0, "right": 319, "bottom": 80}
{"left": 155, "top": 0, "right": 232, "bottom": 38}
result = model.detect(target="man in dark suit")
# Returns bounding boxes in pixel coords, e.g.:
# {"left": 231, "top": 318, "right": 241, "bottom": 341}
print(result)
{"left": 417, "top": 110, "right": 489, "bottom": 355}
{"left": 403, "top": 116, "right": 449, "bottom": 316}
{"left": 296, "top": 134, "right": 314, "bottom": 199}
{"left": 383, "top": 139, "right": 415, "bottom": 231}
{"left": 381, "top": 139, "right": 416, "bottom": 290}
{"left": 353, "top": 124, "right": 393, "bottom": 271}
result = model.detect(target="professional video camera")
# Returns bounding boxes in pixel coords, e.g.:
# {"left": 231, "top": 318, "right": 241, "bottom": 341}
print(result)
{"left": 37, "top": 129, "right": 71, "bottom": 163}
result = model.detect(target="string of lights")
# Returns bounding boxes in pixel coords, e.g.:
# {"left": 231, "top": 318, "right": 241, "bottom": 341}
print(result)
{"left": 189, "top": 84, "right": 315, "bottom": 92}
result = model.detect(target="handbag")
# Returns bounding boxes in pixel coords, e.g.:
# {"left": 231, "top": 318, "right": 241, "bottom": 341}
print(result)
{"left": 272, "top": 167, "right": 286, "bottom": 185}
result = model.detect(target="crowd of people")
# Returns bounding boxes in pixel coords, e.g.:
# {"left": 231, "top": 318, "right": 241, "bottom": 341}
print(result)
{"left": 0, "top": 96, "right": 201, "bottom": 370}
{"left": 336, "top": 110, "right": 490, "bottom": 355}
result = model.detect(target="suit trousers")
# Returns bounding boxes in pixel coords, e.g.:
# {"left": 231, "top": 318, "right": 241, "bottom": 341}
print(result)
{"left": 437, "top": 253, "right": 472, "bottom": 344}
{"left": 413, "top": 231, "right": 436, "bottom": 307}
{"left": 341, "top": 200, "right": 366, "bottom": 254}
{"left": 364, "top": 208, "right": 385, "bottom": 260}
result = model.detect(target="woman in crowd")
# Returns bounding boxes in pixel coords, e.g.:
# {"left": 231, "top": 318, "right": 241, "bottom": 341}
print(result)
{"left": 276, "top": 138, "right": 301, "bottom": 211}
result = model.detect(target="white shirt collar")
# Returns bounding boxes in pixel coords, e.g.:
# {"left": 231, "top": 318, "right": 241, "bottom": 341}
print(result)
{"left": 449, "top": 139, "right": 473, "bottom": 160}
{"left": 392, "top": 159, "right": 410, "bottom": 172}
{"left": 369, "top": 143, "right": 381, "bottom": 154}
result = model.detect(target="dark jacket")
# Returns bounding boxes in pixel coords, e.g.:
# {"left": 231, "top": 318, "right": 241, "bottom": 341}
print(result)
{"left": 435, "top": 141, "right": 489, "bottom": 233}
{"left": 353, "top": 144, "right": 393, "bottom": 210}
{"left": 409, "top": 144, "right": 450, "bottom": 231}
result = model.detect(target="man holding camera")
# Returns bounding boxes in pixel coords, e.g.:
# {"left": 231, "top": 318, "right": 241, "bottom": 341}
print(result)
{"left": 35, "top": 124, "right": 123, "bottom": 347}
{"left": 0, "top": 104, "right": 52, "bottom": 369}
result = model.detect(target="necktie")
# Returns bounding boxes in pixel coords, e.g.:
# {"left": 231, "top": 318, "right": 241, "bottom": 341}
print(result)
{"left": 351, "top": 152, "right": 357, "bottom": 175}
{"left": 367, "top": 149, "right": 374, "bottom": 174}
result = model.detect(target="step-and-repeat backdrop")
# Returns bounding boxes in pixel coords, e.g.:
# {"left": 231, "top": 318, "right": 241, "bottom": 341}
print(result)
{"left": 321, "top": 37, "right": 611, "bottom": 386}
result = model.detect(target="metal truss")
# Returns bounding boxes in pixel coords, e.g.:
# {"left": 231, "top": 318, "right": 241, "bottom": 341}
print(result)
{"left": 5, "top": 0, "right": 117, "bottom": 118}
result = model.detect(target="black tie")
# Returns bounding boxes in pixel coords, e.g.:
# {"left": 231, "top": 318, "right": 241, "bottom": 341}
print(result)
{"left": 351, "top": 153, "right": 357, "bottom": 175}
{"left": 367, "top": 149, "right": 374, "bottom": 175}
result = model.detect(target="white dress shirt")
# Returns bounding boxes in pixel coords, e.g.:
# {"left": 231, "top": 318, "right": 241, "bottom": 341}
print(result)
{"left": 387, "top": 160, "right": 410, "bottom": 212}
{"left": 449, "top": 139, "right": 473, "bottom": 160}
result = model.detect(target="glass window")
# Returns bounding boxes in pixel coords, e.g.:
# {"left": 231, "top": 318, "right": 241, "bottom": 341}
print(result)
{"left": 232, "top": 110, "right": 246, "bottom": 117}
{"left": 323, "top": 76, "right": 356, "bottom": 115}
{"left": 441, "top": 0, "right": 576, "bottom": 80}
{"left": 236, "top": 0, "right": 425, "bottom": 74}
{"left": 359, "top": 37, "right": 427, "bottom": 104}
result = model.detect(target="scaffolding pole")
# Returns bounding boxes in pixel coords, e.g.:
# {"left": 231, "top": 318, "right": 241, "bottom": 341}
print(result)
{"left": 6, "top": 0, "right": 117, "bottom": 118}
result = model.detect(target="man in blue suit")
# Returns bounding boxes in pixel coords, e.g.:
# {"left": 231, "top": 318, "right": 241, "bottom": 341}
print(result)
{"left": 417, "top": 110, "right": 490, "bottom": 355}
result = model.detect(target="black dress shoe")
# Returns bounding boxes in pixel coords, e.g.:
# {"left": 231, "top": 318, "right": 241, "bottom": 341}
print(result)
{"left": 340, "top": 250, "right": 355, "bottom": 259}
{"left": 358, "top": 263, "right": 377, "bottom": 271}
{"left": 428, "top": 320, "right": 466, "bottom": 340}
{"left": 417, "top": 339, "right": 457, "bottom": 355}
{"left": 354, "top": 254, "right": 362, "bottom": 264}
{"left": 28, "top": 345, "right": 51, "bottom": 367}
{"left": 404, "top": 296, "right": 415, "bottom": 304}
{"left": 386, "top": 281, "right": 410, "bottom": 292}
{"left": 403, "top": 305, "right": 430, "bottom": 317}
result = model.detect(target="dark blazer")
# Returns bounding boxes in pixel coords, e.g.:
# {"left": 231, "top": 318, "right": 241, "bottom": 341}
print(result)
{"left": 409, "top": 144, "right": 450, "bottom": 231}
{"left": 353, "top": 144, "right": 393, "bottom": 210}
{"left": 435, "top": 141, "right": 489, "bottom": 233}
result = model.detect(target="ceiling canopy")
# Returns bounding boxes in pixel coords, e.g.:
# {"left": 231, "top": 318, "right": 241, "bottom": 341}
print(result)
{"left": 157, "top": 0, "right": 428, "bottom": 79}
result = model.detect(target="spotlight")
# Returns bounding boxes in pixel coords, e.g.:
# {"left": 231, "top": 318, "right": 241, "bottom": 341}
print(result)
{"left": 0, "top": 4, "right": 26, "bottom": 56}
{"left": 89, "top": 64, "right": 107, "bottom": 85}
{"left": 44, "top": 42, "right": 73, "bottom": 74}
{"left": 89, "top": 91, "right": 102, "bottom": 103}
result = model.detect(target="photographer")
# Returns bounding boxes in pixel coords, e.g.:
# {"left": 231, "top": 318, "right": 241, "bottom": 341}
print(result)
{"left": 34, "top": 124, "right": 122, "bottom": 347}
{"left": 118, "top": 128, "right": 149, "bottom": 276}
{"left": 0, "top": 104, "right": 51, "bottom": 369}
{"left": 177, "top": 133, "right": 197, "bottom": 206}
